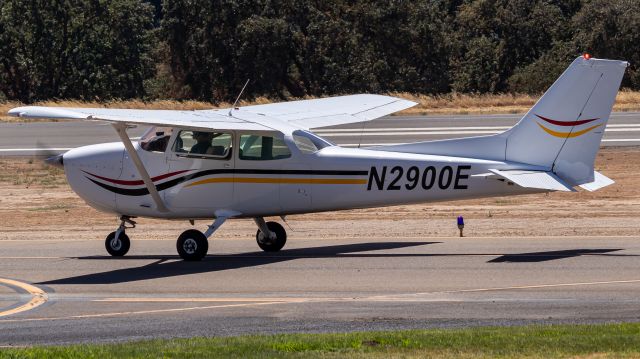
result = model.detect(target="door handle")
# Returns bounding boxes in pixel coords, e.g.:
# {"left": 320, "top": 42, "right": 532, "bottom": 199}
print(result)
{"left": 224, "top": 163, "right": 231, "bottom": 168}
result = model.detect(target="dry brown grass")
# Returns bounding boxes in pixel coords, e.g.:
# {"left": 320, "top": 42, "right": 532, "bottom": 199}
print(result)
{"left": 1, "top": 90, "right": 639, "bottom": 122}
{"left": 390, "top": 92, "right": 540, "bottom": 115}
{"left": 393, "top": 89, "right": 640, "bottom": 115}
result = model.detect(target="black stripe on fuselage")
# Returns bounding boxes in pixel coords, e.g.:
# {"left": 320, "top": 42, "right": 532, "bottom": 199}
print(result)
{"left": 86, "top": 168, "right": 368, "bottom": 196}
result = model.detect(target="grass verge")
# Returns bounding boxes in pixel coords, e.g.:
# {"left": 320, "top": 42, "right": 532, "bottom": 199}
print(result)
{"left": 2, "top": 323, "right": 640, "bottom": 358}
{"left": 2, "top": 89, "right": 639, "bottom": 122}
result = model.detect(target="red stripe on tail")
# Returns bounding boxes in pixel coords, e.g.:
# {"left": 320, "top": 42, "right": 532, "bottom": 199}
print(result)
{"left": 535, "top": 114, "right": 599, "bottom": 127}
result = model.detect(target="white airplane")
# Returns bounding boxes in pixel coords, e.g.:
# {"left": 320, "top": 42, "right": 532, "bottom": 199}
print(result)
{"left": 8, "top": 56, "right": 628, "bottom": 260}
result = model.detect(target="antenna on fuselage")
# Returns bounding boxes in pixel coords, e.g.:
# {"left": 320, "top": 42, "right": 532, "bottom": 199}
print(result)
{"left": 228, "top": 79, "right": 250, "bottom": 117}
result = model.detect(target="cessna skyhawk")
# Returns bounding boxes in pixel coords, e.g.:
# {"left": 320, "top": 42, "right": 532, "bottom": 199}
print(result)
{"left": 8, "top": 56, "right": 628, "bottom": 260}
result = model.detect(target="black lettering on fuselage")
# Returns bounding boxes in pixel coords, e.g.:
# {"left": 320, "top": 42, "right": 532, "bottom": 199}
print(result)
{"left": 421, "top": 166, "right": 436, "bottom": 189}
{"left": 387, "top": 166, "right": 403, "bottom": 190}
{"left": 405, "top": 166, "right": 420, "bottom": 190}
{"left": 367, "top": 165, "right": 472, "bottom": 191}
{"left": 438, "top": 166, "right": 453, "bottom": 189}
{"left": 367, "top": 166, "right": 387, "bottom": 190}
{"left": 454, "top": 165, "right": 471, "bottom": 189}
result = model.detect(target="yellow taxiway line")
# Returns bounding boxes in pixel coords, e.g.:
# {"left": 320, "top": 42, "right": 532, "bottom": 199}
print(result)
{"left": 0, "top": 278, "right": 48, "bottom": 317}
{"left": 0, "top": 301, "right": 283, "bottom": 323}
{"left": 94, "top": 297, "right": 309, "bottom": 303}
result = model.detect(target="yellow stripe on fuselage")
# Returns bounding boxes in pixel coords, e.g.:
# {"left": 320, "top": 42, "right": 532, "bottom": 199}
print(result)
{"left": 186, "top": 177, "right": 367, "bottom": 188}
{"left": 536, "top": 122, "right": 602, "bottom": 138}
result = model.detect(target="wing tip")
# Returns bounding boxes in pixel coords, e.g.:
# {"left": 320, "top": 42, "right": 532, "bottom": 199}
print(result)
{"left": 6, "top": 106, "right": 87, "bottom": 120}
{"left": 7, "top": 106, "right": 29, "bottom": 117}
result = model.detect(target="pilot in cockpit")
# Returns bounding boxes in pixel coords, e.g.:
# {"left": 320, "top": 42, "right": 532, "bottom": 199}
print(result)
{"left": 189, "top": 131, "right": 214, "bottom": 154}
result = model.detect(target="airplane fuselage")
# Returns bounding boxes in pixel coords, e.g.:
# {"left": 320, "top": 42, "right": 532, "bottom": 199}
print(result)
{"left": 62, "top": 138, "right": 543, "bottom": 219}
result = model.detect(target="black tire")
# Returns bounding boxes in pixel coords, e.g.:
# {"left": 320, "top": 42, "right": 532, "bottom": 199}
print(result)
{"left": 177, "top": 229, "right": 208, "bottom": 261}
{"left": 105, "top": 231, "right": 130, "bottom": 257}
{"left": 256, "top": 221, "right": 287, "bottom": 252}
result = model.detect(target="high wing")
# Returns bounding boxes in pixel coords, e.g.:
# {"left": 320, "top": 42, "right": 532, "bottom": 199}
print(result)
{"left": 226, "top": 94, "right": 417, "bottom": 129}
{"left": 8, "top": 94, "right": 417, "bottom": 133}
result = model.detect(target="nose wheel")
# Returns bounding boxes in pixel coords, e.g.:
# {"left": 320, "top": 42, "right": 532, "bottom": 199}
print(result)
{"left": 105, "top": 216, "right": 135, "bottom": 257}
{"left": 105, "top": 231, "right": 130, "bottom": 256}
{"left": 177, "top": 229, "right": 208, "bottom": 261}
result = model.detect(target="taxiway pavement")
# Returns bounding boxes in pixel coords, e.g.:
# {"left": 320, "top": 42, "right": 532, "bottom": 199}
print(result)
{"left": 1, "top": 112, "right": 640, "bottom": 155}
{"left": 1, "top": 236, "right": 639, "bottom": 345}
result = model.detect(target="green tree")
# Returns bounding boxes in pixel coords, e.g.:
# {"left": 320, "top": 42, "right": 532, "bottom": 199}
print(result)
{"left": 508, "top": 41, "right": 578, "bottom": 93}
{"left": 161, "top": 0, "right": 453, "bottom": 101}
{"left": 572, "top": 0, "right": 640, "bottom": 89}
{"left": 450, "top": 0, "right": 568, "bottom": 93}
{"left": 0, "top": 0, "right": 157, "bottom": 102}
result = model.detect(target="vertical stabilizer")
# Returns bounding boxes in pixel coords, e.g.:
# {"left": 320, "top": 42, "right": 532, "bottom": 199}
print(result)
{"left": 504, "top": 56, "right": 628, "bottom": 185}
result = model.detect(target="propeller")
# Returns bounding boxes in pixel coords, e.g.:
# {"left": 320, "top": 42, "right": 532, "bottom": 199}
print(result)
{"left": 36, "top": 141, "right": 65, "bottom": 170}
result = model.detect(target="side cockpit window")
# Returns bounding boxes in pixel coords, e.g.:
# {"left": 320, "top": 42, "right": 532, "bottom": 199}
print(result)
{"left": 239, "top": 135, "right": 291, "bottom": 161}
{"left": 173, "top": 130, "right": 232, "bottom": 159}
{"left": 292, "top": 130, "right": 334, "bottom": 154}
{"left": 140, "top": 127, "right": 173, "bottom": 153}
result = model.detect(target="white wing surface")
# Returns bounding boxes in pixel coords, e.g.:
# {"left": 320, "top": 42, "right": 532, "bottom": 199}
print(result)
{"left": 229, "top": 94, "right": 417, "bottom": 129}
{"left": 7, "top": 106, "right": 277, "bottom": 132}
{"left": 8, "top": 94, "right": 416, "bottom": 133}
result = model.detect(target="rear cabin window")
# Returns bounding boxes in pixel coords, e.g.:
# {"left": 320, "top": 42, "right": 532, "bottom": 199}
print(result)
{"left": 239, "top": 135, "right": 291, "bottom": 161}
{"left": 292, "top": 130, "right": 333, "bottom": 154}
{"left": 172, "top": 130, "right": 232, "bottom": 159}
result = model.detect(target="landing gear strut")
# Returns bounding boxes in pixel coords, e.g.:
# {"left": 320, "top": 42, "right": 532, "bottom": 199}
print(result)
{"left": 254, "top": 218, "right": 287, "bottom": 252}
{"left": 105, "top": 216, "right": 135, "bottom": 257}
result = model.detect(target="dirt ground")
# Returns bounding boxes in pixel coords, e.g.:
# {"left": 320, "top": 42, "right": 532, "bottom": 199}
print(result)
{"left": 0, "top": 147, "right": 639, "bottom": 242}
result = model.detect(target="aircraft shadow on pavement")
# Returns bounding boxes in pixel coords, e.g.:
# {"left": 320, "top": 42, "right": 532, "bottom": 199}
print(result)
{"left": 488, "top": 248, "right": 627, "bottom": 263}
{"left": 39, "top": 242, "right": 440, "bottom": 285}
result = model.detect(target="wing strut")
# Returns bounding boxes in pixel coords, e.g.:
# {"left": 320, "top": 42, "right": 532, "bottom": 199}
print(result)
{"left": 112, "top": 123, "right": 169, "bottom": 212}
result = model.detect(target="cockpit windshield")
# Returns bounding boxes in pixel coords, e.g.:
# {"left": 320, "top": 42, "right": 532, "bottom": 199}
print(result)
{"left": 140, "top": 127, "right": 173, "bottom": 152}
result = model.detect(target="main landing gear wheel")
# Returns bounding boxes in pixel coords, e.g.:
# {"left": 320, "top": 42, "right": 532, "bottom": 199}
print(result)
{"left": 177, "top": 229, "right": 208, "bottom": 261}
{"left": 256, "top": 221, "right": 287, "bottom": 252}
{"left": 105, "top": 231, "right": 130, "bottom": 257}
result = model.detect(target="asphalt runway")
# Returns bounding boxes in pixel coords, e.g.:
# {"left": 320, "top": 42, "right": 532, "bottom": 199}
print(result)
{"left": 1, "top": 111, "right": 640, "bottom": 345}
{"left": 1, "top": 112, "right": 639, "bottom": 155}
{"left": 1, "top": 236, "right": 640, "bottom": 345}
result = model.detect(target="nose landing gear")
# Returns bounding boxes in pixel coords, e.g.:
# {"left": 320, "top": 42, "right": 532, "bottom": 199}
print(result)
{"left": 105, "top": 216, "right": 135, "bottom": 257}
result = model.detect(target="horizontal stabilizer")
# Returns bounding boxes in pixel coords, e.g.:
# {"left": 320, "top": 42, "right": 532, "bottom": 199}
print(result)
{"left": 579, "top": 171, "right": 614, "bottom": 191}
{"left": 486, "top": 169, "right": 575, "bottom": 192}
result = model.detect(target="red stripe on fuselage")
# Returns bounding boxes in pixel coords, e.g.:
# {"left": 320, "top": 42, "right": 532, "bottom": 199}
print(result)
{"left": 535, "top": 114, "right": 599, "bottom": 127}
{"left": 82, "top": 170, "right": 192, "bottom": 186}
